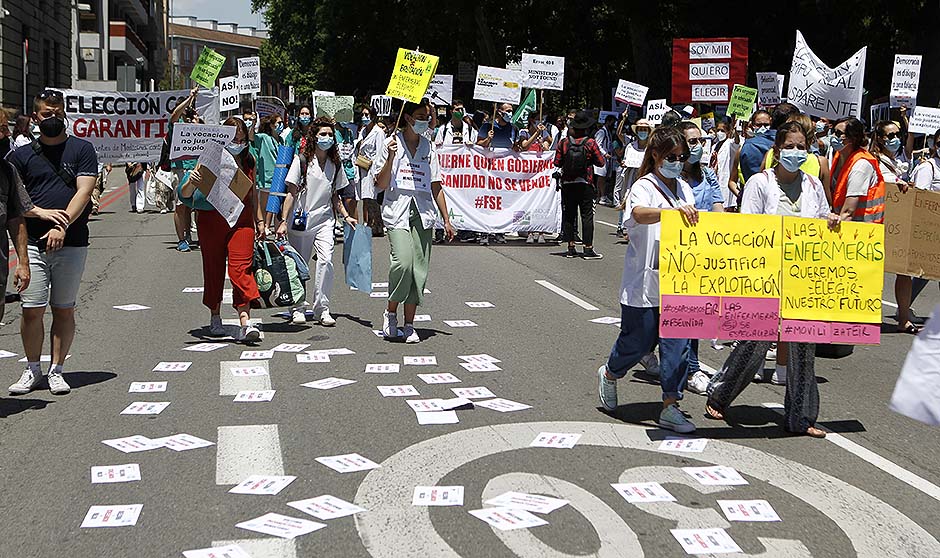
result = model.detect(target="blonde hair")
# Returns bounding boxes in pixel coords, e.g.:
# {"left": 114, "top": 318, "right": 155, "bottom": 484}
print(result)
{"left": 790, "top": 113, "right": 816, "bottom": 145}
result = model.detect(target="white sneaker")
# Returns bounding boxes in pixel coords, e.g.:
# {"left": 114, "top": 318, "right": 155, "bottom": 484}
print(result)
{"left": 291, "top": 310, "right": 307, "bottom": 325}
{"left": 9, "top": 369, "right": 41, "bottom": 395}
{"left": 770, "top": 365, "right": 787, "bottom": 385}
{"left": 319, "top": 311, "right": 336, "bottom": 327}
{"left": 526, "top": 234, "right": 536, "bottom": 244}
{"left": 639, "top": 352, "right": 660, "bottom": 377}
{"left": 382, "top": 311, "right": 399, "bottom": 338}
{"left": 687, "top": 370, "right": 711, "bottom": 395}
{"left": 209, "top": 315, "right": 225, "bottom": 336}
{"left": 48, "top": 371, "right": 71, "bottom": 395}
{"left": 238, "top": 324, "right": 261, "bottom": 343}
{"left": 402, "top": 324, "right": 420, "bottom": 343}
{"left": 659, "top": 403, "right": 696, "bottom": 433}
{"left": 537, "top": 233, "right": 547, "bottom": 244}
{"left": 765, "top": 343, "right": 777, "bottom": 361}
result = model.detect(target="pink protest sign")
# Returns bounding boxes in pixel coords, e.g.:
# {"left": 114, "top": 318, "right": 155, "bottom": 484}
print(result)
{"left": 830, "top": 322, "right": 881, "bottom": 345}
{"left": 780, "top": 320, "right": 832, "bottom": 343}
{"left": 719, "top": 297, "right": 780, "bottom": 341}
{"left": 659, "top": 295, "right": 720, "bottom": 339}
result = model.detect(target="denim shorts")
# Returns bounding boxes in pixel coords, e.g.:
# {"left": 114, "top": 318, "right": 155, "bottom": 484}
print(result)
{"left": 21, "top": 245, "right": 88, "bottom": 308}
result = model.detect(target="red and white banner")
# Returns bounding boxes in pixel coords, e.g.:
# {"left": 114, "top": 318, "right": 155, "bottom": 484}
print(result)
{"left": 671, "top": 38, "right": 748, "bottom": 104}
{"left": 436, "top": 146, "right": 561, "bottom": 234}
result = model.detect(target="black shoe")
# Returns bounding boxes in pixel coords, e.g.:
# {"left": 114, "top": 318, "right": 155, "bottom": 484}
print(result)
{"left": 566, "top": 246, "right": 578, "bottom": 258}
{"left": 479, "top": 235, "right": 490, "bottom": 246}
{"left": 582, "top": 248, "right": 603, "bottom": 260}
{"left": 494, "top": 234, "right": 507, "bottom": 244}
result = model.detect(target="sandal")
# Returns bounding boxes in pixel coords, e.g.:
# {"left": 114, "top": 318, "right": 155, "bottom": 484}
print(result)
{"left": 804, "top": 426, "right": 827, "bottom": 438}
{"left": 704, "top": 402, "right": 724, "bottom": 420}
{"left": 898, "top": 322, "right": 921, "bottom": 335}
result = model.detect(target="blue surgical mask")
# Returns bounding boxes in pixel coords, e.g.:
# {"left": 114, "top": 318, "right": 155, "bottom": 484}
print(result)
{"left": 637, "top": 131, "right": 649, "bottom": 141}
{"left": 886, "top": 137, "right": 902, "bottom": 153}
{"left": 298, "top": 116, "right": 311, "bottom": 125}
{"left": 687, "top": 145, "right": 703, "bottom": 164}
{"left": 779, "top": 148, "right": 808, "bottom": 172}
{"left": 361, "top": 117, "right": 371, "bottom": 126}
{"left": 500, "top": 111, "right": 513, "bottom": 122}
{"left": 659, "top": 160, "right": 683, "bottom": 179}
{"left": 275, "top": 122, "right": 284, "bottom": 134}
{"left": 829, "top": 136, "right": 844, "bottom": 152}
{"left": 412, "top": 118, "right": 430, "bottom": 134}
{"left": 226, "top": 142, "right": 246, "bottom": 156}
{"left": 316, "top": 136, "right": 335, "bottom": 150}
{"left": 244, "top": 119, "right": 254, "bottom": 129}
{"left": 815, "top": 121, "right": 826, "bottom": 133}
{"left": 754, "top": 125, "right": 770, "bottom": 135}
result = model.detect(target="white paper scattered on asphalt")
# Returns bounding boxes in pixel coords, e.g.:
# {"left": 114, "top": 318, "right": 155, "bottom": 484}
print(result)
{"left": 424, "top": 288, "right": 431, "bottom": 294}
{"left": 459, "top": 361, "right": 502, "bottom": 372}
{"left": 235, "top": 512, "right": 326, "bottom": 539}
{"left": 181, "top": 287, "right": 205, "bottom": 293}
{"left": 301, "top": 377, "right": 356, "bottom": 390}
{"left": 413, "top": 314, "right": 431, "bottom": 322}
{"left": 670, "top": 528, "right": 742, "bottom": 554}
{"left": 240, "top": 350, "right": 274, "bottom": 360}
{"left": 365, "top": 363, "right": 400, "bottom": 374}
{"left": 659, "top": 438, "right": 709, "bottom": 453}
{"left": 113, "top": 304, "right": 150, "bottom": 311}
{"left": 438, "top": 397, "right": 473, "bottom": 410}
{"left": 484, "top": 492, "right": 569, "bottom": 514}
{"left": 416, "top": 411, "right": 459, "bottom": 425}
{"left": 451, "top": 386, "right": 495, "bottom": 399}
{"left": 406, "top": 399, "right": 444, "bottom": 412}
{"left": 297, "top": 352, "right": 330, "bottom": 363}
{"left": 155, "top": 433, "right": 215, "bottom": 451}
{"left": 231, "top": 365, "right": 268, "bottom": 377}
{"left": 417, "top": 373, "right": 461, "bottom": 384}
{"left": 458, "top": 354, "right": 501, "bottom": 363}
{"left": 378, "top": 385, "right": 420, "bottom": 397}
{"left": 80, "top": 504, "right": 143, "bottom": 528}
{"left": 469, "top": 508, "right": 548, "bottom": 531}
{"left": 716, "top": 500, "right": 781, "bottom": 522}
{"left": 370, "top": 291, "right": 389, "bottom": 298}
{"left": 272, "top": 343, "right": 310, "bottom": 353}
{"left": 101, "top": 435, "right": 161, "bottom": 453}
{"left": 475, "top": 398, "right": 531, "bottom": 412}
{"left": 413, "top": 486, "right": 464, "bottom": 506}
{"left": 465, "top": 301, "right": 495, "bottom": 308}
{"left": 229, "top": 475, "right": 297, "bottom": 495}
{"left": 372, "top": 282, "right": 389, "bottom": 288}
{"left": 530, "top": 432, "right": 582, "bottom": 449}
{"left": 316, "top": 453, "right": 380, "bottom": 473}
{"left": 287, "top": 495, "right": 366, "bottom": 520}
{"left": 17, "top": 354, "right": 71, "bottom": 362}
{"left": 444, "top": 320, "right": 478, "bottom": 328}
{"left": 683, "top": 466, "right": 748, "bottom": 486}
{"left": 182, "top": 544, "right": 250, "bottom": 558}
{"left": 233, "top": 390, "right": 276, "bottom": 402}
{"left": 152, "top": 361, "right": 192, "bottom": 372}
{"left": 183, "top": 343, "right": 228, "bottom": 352}
{"left": 590, "top": 316, "right": 621, "bottom": 325}
{"left": 612, "top": 482, "right": 677, "bottom": 503}
{"left": 120, "top": 401, "right": 170, "bottom": 415}
{"left": 316, "top": 348, "right": 355, "bottom": 356}
{"left": 403, "top": 356, "right": 437, "bottom": 366}
{"left": 91, "top": 464, "right": 141, "bottom": 484}
{"left": 0, "top": 350, "right": 17, "bottom": 358}
{"left": 129, "top": 381, "right": 167, "bottom": 393}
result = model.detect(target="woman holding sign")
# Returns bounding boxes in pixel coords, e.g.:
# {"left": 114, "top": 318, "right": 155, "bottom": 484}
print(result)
{"left": 705, "top": 121, "right": 839, "bottom": 438}
{"left": 180, "top": 117, "right": 263, "bottom": 343}
{"left": 373, "top": 99, "right": 456, "bottom": 343}
{"left": 597, "top": 126, "right": 699, "bottom": 434}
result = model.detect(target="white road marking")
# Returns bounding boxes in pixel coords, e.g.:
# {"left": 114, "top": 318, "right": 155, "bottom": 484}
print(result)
{"left": 215, "top": 425, "right": 284, "bottom": 485}
{"left": 220, "top": 360, "right": 271, "bottom": 396}
{"left": 882, "top": 299, "right": 899, "bottom": 309}
{"left": 534, "top": 280, "right": 600, "bottom": 311}
{"left": 761, "top": 403, "right": 940, "bottom": 503}
{"left": 596, "top": 220, "right": 620, "bottom": 228}
{"left": 212, "top": 538, "right": 297, "bottom": 558}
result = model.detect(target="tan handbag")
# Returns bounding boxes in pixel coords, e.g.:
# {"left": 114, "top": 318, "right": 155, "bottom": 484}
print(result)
{"left": 355, "top": 154, "right": 373, "bottom": 170}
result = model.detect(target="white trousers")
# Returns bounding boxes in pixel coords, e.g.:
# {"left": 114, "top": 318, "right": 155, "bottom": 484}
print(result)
{"left": 129, "top": 176, "right": 146, "bottom": 211}
{"left": 287, "top": 219, "right": 335, "bottom": 315}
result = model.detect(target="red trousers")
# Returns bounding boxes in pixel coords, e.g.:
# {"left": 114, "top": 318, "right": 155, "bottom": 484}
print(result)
{"left": 196, "top": 207, "right": 260, "bottom": 310}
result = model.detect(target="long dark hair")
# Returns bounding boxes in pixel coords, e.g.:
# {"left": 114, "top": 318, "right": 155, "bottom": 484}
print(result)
{"left": 638, "top": 126, "right": 689, "bottom": 178}
{"left": 676, "top": 121, "right": 703, "bottom": 182}
{"left": 13, "top": 115, "right": 32, "bottom": 140}
{"left": 258, "top": 114, "right": 282, "bottom": 141}
{"left": 223, "top": 116, "right": 256, "bottom": 174}
{"left": 302, "top": 117, "right": 341, "bottom": 168}
{"left": 870, "top": 120, "right": 898, "bottom": 159}
{"left": 291, "top": 105, "right": 312, "bottom": 145}
{"left": 835, "top": 117, "right": 866, "bottom": 152}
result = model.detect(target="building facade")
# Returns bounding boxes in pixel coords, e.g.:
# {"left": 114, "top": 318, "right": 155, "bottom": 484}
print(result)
{"left": 0, "top": 0, "right": 72, "bottom": 113}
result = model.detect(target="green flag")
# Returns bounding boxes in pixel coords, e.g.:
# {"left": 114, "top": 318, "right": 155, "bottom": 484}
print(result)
{"left": 511, "top": 89, "right": 537, "bottom": 125}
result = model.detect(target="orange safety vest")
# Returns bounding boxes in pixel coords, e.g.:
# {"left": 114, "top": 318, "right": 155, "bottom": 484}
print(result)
{"left": 830, "top": 149, "right": 885, "bottom": 223}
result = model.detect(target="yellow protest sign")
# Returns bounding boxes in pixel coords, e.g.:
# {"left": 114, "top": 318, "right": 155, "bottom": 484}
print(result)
{"left": 190, "top": 47, "right": 226, "bottom": 89}
{"left": 659, "top": 211, "right": 782, "bottom": 298}
{"left": 385, "top": 48, "right": 440, "bottom": 104}
{"left": 780, "top": 216, "right": 885, "bottom": 323}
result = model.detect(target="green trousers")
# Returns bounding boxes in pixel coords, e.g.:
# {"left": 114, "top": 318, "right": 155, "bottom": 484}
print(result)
{"left": 387, "top": 204, "right": 432, "bottom": 306}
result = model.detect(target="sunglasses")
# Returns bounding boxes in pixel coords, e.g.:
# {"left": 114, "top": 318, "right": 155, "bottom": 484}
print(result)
{"left": 686, "top": 137, "right": 705, "bottom": 146}
{"left": 884, "top": 131, "right": 901, "bottom": 140}
{"left": 664, "top": 153, "right": 691, "bottom": 163}
{"left": 38, "top": 89, "right": 63, "bottom": 101}
{"left": 832, "top": 130, "right": 847, "bottom": 138}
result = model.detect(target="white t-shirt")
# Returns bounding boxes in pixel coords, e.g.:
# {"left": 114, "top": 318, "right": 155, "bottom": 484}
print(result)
{"left": 740, "top": 169, "right": 829, "bottom": 219}
{"left": 372, "top": 132, "right": 442, "bottom": 230}
{"left": 716, "top": 138, "right": 739, "bottom": 208}
{"left": 621, "top": 173, "right": 695, "bottom": 308}
{"left": 833, "top": 155, "right": 877, "bottom": 198}
{"left": 11, "top": 135, "right": 31, "bottom": 151}
{"left": 285, "top": 154, "right": 349, "bottom": 230}
{"left": 912, "top": 157, "right": 940, "bottom": 191}
{"left": 434, "top": 121, "right": 478, "bottom": 147}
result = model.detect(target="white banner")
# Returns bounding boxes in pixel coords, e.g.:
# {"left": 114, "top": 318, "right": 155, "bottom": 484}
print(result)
{"left": 427, "top": 74, "right": 454, "bottom": 106}
{"left": 909, "top": 107, "right": 940, "bottom": 135}
{"left": 219, "top": 76, "right": 239, "bottom": 112}
{"left": 521, "top": 53, "right": 565, "bottom": 91}
{"left": 169, "top": 124, "right": 236, "bottom": 161}
{"left": 473, "top": 66, "right": 523, "bottom": 105}
{"left": 787, "top": 30, "right": 866, "bottom": 120}
{"left": 237, "top": 56, "right": 261, "bottom": 94}
{"left": 56, "top": 88, "right": 219, "bottom": 164}
{"left": 436, "top": 146, "right": 560, "bottom": 234}
{"left": 614, "top": 79, "right": 648, "bottom": 107}
{"left": 756, "top": 72, "right": 781, "bottom": 106}
{"left": 890, "top": 54, "right": 922, "bottom": 108}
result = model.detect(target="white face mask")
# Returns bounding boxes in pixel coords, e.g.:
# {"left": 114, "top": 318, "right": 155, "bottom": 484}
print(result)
{"left": 716, "top": 131, "right": 727, "bottom": 142}
{"left": 660, "top": 160, "right": 683, "bottom": 179}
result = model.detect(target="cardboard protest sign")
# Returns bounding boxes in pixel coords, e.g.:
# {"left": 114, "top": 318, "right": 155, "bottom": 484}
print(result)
{"left": 885, "top": 188, "right": 940, "bottom": 281}
{"left": 726, "top": 85, "right": 758, "bottom": 119}
{"left": 371, "top": 95, "right": 392, "bottom": 117}
{"left": 614, "top": 80, "right": 649, "bottom": 107}
{"left": 169, "top": 124, "right": 236, "bottom": 161}
{"left": 237, "top": 56, "right": 261, "bottom": 94}
{"left": 756, "top": 72, "right": 781, "bottom": 106}
{"left": 521, "top": 53, "right": 565, "bottom": 90}
{"left": 55, "top": 88, "right": 219, "bottom": 163}
{"left": 190, "top": 47, "right": 226, "bottom": 89}
{"left": 787, "top": 30, "right": 866, "bottom": 120}
{"left": 473, "top": 66, "right": 523, "bottom": 105}
{"left": 645, "top": 99, "right": 669, "bottom": 126}
{"left": 672, "top": 37, "right": 748, "bottom": 103}
{"left": 890, "top": 54, "right": 922, "bottom": 108}
{"left": 385, "top": 48, "right": 440, "bottom": 103}
{"left": 427, "top": 74, "right": 454, "bottom": 106}
{"left": 315, "top": 95, "right": 354, "bottom": 122}
{"left": 909, "top": 107, "right": 940, "bottom": 135}
{"left": 219, "top": 76, "right": 239, "bottom": 112}
{"left": 189, "top": 141, "right": 252, "bottom": 227}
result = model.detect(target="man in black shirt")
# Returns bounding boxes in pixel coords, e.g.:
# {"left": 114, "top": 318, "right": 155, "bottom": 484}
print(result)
{"left": 7, "top": 90, "right": 97, "bottom": 395}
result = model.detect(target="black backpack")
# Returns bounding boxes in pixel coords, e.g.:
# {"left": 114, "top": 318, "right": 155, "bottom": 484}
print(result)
{"left": 561, "top": 137, "right": 589, "bottom": 181}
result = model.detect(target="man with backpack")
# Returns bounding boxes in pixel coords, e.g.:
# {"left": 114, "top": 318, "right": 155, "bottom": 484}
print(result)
{"left": 553, "top": 111, "right": 606, "bottom": 259}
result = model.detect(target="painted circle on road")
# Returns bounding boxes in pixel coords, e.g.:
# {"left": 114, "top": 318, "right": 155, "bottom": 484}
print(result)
{"left": 354, "top": 421, "right": 940, "bottom": 557}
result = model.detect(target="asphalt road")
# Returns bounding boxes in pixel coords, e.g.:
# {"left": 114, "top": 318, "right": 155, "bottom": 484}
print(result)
{"left": 0, "top": 177, "right": 938, "bottom": 557}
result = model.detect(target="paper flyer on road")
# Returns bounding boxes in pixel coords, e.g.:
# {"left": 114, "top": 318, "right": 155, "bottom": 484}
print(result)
{"left": 272, "top": 343, "right": 310, "bottom": 353}
{"left": 416, "top": 410, "right": 459, "bottom": 424}
{"left": 590, "top": 316, "right": 621, "bottom": 325}
{"left": 113, "top": 304, "right": 150, "bottom": 311}
{"left": 80, "top": 504, "right": 143, "bottom": 528}
{"left": 444, "top": 320, "right": 478, "bottom": 328}
{"left": 0, "top": 350, "right": 17, "bottom": 358}
{"left": 156, "top": 433, "right": 215, "bottom": 451}
{"left": 181, "top": 287, "right": 204, "bottom": 293}
{"left": 465, "top": 301, "right": 495, "bottom": 308}
{"left": 315, "top": 453, "right": 381, "bottom": 473}
{"left": 239, "top": 350, "right": 274, "bottom": 360}
{"left": 91, "top": 464, "right": 141, "bottom": 484}
{"left": 458, "top": 354, "right": 501, "bottom": 363}
{"left": 459, "top": 361, "right": 502, "bottom": 372}
{"left": 229, "top": 475, "right": 296, "bottom": 495}
{"left": 297, "top": 352, "right": 330, "bottom": 363}
{"left": 406, "top": 399, "right": 444, "bottom": 412}
{"left": 683, "top": 466, "right": 749, "bottom": 486}
{"left": 659, "top": 438, "right": 709, "bottom": 452}
{"left": 469, "top": 508, "right": 548, "bottom": 531}
{"left": 301, "top": 378, "right": 356, "bottom": 390}
{"left": 530, "top": 432, "right": 582, "bottom": 449}
{"left": 120, "top": 402, "right": 170, "bottom": 415}
{"left": 153, "top": 361, "right": 192, "bottom": 372}
{"left": 403, "top": 356, "right": 437, "bottom": 366}
{"left": 670, "top": 528, "right": 742, "bottom": 554}
{"left": 231, "top": 365, "right": 268, "bottom": 377}
{"left": 438, "top": 397, "right": 473, "bottom": 410}
{"left": 233, "top": 390, "right": 276, "bottom": 402}
{"left": 612, "top": 482, "right": 677, "bottom": 503}
{"left": 451, "top": 387, "right": 496, "bottom": 399}
{"left": 413, "top": 314, "right": 432, "bottom": 322}
{"left": 235, "top": 512, "right": 326, "bottom": 539}
{"left": 484, "top": 492, "right": 569, "bottom": 514}
{"left": 183, "top": 343, "right": 228, "bottom": 352}
{"left": 365, "top": 363, "right": 400, "bottom": 374}
{"left": 287, "top": 495, "right": 367, "bottom": 520}
{"left": 413, "top": 486, "right": 465, "bottom": 506}
{"left": 417, "top": 373, "right": 461, "bottom": 384}
{"left": 475, "top": 398, "right": 531, "bottom": 412}
{"left": 183, "top": 545, "right": 251, "bottom": 558}
{"left": 378, "top": 385, "right": 420, "bottom": 397}
{"left": 128, "top": 382, "right": 167, "bottom": 393}
{"left": 716, "top": 499, "right": 781, "bottom": 522}
{"left": 101, "top": 435, "right": 162, "bottom": 453}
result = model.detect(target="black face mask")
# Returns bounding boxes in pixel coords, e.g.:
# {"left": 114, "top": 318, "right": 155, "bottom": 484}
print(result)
{"left": 0, "top": 138, "right": 9, "bottom": 154}
{"left": 39, "top": 116, "right": 66, "bottom": 137}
